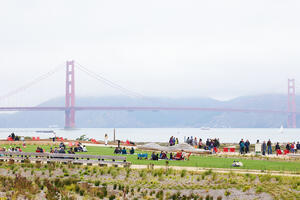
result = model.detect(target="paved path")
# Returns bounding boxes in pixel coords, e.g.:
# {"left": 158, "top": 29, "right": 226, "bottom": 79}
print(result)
{"left": 130, "top": 165, "right": 300, "bottom": 177}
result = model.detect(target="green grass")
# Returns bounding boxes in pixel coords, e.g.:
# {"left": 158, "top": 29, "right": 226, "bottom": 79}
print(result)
{"left": 3, "top": 144, "right": 300, "bottom": 172}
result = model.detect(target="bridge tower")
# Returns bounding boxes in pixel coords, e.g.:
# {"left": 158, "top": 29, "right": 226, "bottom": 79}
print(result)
{"left": 65, "top": 60, "right": 76, "bottom": 129}
{"left": 287, "top": 79, "right": 296, "bottom": 128}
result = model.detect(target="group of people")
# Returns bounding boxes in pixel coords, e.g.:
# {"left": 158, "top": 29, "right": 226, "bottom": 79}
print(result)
{"left": 114, "top": 147, "right": 135, "bottom": 155}
{"left": 35, "top": 146, "right": 45, "bottom": 153}
{"left": 258, "top": 140, "right": 274, "bottom": 155}
{"left": 284, "top": 142, "right": 300, "bottom": 153}
{"left": 168, "top": 136, "right": 179, "bottom": 146}
{"left": 238, "top": 139, "right": 251, "bottom": 154}
{"left": 72, "top": 142, "right": 87, "bottom": 152}
{"left": 151, "top": 150, "right": 188, "bottom": 160}
{"left": 239, "top": 139, "right": 300, "bottom": 155}
{"left": 204, "top": 138, "right": 220, "bottom": 151}
{"left": 48, "top": 147, "right": 75, "bottom": 154}
{"left": 7, "top": 146, "right": 22, "bottom": 152}
{"left": 7, "top": 133, "right": 23, "bottom": 141}
{"left": 34, "top": 142, "right": 87, "bottom": 154}
{"left": 184, "top": 136, "right": 220, "bottom": 151}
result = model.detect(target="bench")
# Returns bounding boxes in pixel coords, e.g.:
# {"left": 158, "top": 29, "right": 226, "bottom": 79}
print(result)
{"left": 0, "top": 152, "right": 129, "bottom": 167}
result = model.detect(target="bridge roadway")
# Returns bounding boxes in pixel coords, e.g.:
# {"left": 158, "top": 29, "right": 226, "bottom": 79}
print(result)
{"left": 0, "top": 106, "right": 296, "bottom": 114}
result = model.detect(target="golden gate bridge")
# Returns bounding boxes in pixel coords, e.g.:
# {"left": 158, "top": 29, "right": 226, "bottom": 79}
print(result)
{"left": 0, "top": 61, "right": 297, "bottom": 129}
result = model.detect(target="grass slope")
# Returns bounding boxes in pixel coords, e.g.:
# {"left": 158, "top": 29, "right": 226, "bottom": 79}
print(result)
{"left": 3, "top": 144, "right": 300, "bottom": 172}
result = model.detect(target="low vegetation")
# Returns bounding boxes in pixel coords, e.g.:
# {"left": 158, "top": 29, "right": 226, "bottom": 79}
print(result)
{"left": 0, "top": 162, "right": 298, "bottom": 199}
{"left": 1, "top": 143, "right": 300, "bottom": 199}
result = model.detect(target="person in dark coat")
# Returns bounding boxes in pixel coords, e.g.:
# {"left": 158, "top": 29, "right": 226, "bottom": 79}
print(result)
{"left": 262, "top": 141, "right": 267, "bottom": 156}
{"left": 245, "top": 140, "right": 250, "bottom": 154}
{"left": 239, "top": 139, "right": 245, "bottom": 154}
{"left": 267, "top": 139, "right": 272, "bottom": 154}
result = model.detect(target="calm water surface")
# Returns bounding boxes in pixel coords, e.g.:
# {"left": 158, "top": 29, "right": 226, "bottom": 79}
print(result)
{"left": 0, "top": 128, "right": 300, "bottom": 144}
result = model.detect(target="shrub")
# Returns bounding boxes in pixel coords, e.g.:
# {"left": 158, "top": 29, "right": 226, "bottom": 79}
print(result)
{"left": 224, "top": 190, "right": 231, "bottom": 196}
{"left": 243, "top": 185, "right": 251, "bottom": 192}
{"left": 204, "top": 169, "right": 212, "bottom": 176}
{"left": 139, "top": 169, "right": 147, "bottom": 179}
{"left": 79, "top": 190, "right": 85, "bottom": 196}
{"left": 75, "top": 185, "right": 80, "bottom": 193}
{"left": 256, "top": 186, "right": 263, "bottom": 193}
{"left": 101, "top": 187, "right": 107, "bottom": 197}
{"left": 181, "top": 170, "right": 187, "bottom": 178}
{"left": 95, "top": 180, "right": 100, "bottom": 186}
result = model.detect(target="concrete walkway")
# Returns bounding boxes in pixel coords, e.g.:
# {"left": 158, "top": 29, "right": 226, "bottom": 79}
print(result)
{"left": 130, "top": 165, "right": 300, "bottom": 177}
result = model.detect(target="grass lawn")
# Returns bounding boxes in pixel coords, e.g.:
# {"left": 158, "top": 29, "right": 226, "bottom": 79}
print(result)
{"left": 3, "top": 144, "right": 300, "bottom": 172}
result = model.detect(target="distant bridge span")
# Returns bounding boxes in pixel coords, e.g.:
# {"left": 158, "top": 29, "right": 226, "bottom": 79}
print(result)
{"left": 0, "top": 60, "right": 297, "bottom": 128}
{"left": 0, "top": 106, "right": 296, "bottom": 114}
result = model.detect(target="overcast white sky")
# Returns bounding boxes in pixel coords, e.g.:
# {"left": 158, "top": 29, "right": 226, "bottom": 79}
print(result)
{"left": 0, "top": 0, "right": 300, "bottom": 106}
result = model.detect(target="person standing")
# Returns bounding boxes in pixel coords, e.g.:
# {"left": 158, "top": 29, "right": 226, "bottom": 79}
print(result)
{"left": 262, "top": 141, "right": 267, "bottom": 156}
{"left": 297, "top": 142, "right": 300, "bottom": 152}
{"left": 255, "top": 140, "right": 261, "bottom": 155}
{"left": 169, "top": 136, "right": 173, "bottom": 146}
{"left": 104, "top": 134, "right": 108, "bottom": 146}
{"left": 239, "top": 139, "right": 245, "bottom": 154}
{"left": 275, "top": 142, "right": 281, "bottom": 155}
{"left": 267, "top": 139, "right": 272, "bottom": 154}
{"left": 198, "top": 138, "right": 203, "bottom": 149}
{"left": 291, "top": 142, "right": 295, "bottom": 153}
{"left": 245, "top": 140, "right": 250, "bottom": 154}
{"left": 286, "top": 142, "right": 291, "bottom": 152}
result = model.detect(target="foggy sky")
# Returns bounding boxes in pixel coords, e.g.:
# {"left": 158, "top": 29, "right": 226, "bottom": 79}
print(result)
{"left": 0, "top": 0, "right": 300, "bottom": 106}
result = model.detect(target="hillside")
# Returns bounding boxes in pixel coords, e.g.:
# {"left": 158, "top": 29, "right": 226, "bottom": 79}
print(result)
{"left": 0, "top": 95, "right": 295, "bottom": 128}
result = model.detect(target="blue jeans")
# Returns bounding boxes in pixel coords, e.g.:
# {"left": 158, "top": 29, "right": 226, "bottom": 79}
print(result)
{"left": 240, "top": 147, "right": 244, "bottom": 154}
{"left": 267, "top": 146, "right": 272, "bottom": 154}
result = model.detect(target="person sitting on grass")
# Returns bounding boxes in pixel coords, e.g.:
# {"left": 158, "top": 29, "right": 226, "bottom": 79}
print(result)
{"left": 169, "top": 152, "right": 173, "bottom": 160}
{"left": 36, "top": 146, "right": 43, "bottom": 153}
{"left": 59, "top": 147, "right": 65, "bottom": 154}
{"left": 68, "top": 147, "right": 75, "bottom": 154}
{"left": 59, "top": 142, "right": 65, "bottom": 149}
{"left": 82, "top": 145, "right": 87, "bottom": 152}
{"left": 130, "top": 147, "right": 135, "bottom": 154}
{"left": 16, "top": 147, "right": 22, "bottom": 152}
{"left": 50, "top": 147, "right": 54, "bottom": 153}
{"left": 159, "top": 151, "right": 163, "bottom": 159}
{"left": 174, "top": 150, "right": 183, "bottom": 160}
{"left": 114, "top": 147, "right": 121, "bottom": 154}
{"left": 151, "top": 152, "right": 158, "bottom": 160}
{"left": 159, "top": 151, "right": 166, "bottom": 159}
{"left": 121, "top": 147, "right": 127, "bottom": 154}
{"left": 75, "top": 143, "right": 83, "bottom": 152}
{"left": 182, "top": 151, "right": 186, "bottom": 159}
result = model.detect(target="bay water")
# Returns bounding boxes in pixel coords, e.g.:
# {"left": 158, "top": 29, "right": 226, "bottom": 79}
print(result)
{"left": 1, "top": 128, "right": 300, "bottom": 144}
